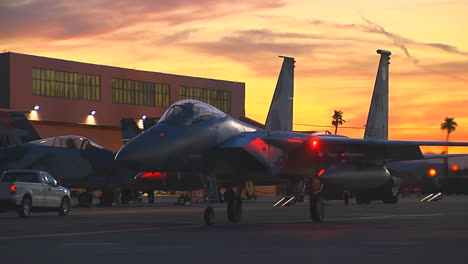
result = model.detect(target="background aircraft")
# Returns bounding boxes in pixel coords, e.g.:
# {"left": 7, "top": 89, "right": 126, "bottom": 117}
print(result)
{"left": 0, "top": 112, "right": 141, "bottom": 207}
{"left": 116, "top": 51, "right": 468, "bottom": 225}
{"left": 357, "top": 51, "right": 468, "bottom": 201}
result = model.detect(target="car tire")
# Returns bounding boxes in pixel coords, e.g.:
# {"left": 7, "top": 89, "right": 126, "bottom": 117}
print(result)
{"left": 58, "top": 197, "right": 70, "bottom": 216}
{"left": 18, "top": 196, "right": 32, "bottom": 217}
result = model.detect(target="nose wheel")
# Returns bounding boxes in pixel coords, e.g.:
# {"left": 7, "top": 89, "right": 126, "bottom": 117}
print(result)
{"left": 310, "top": 193, "right": 325, "bottom": 222}
{"left": 204, "top": 206, "right": 216, "bottom": 226}
{"left": 202, "top": 185, "right": 244, "bottom": 226}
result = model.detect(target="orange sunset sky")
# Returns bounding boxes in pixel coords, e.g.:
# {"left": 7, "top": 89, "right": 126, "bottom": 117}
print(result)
{"left": 1, "top": 0, "right": 468, "bottom": 152}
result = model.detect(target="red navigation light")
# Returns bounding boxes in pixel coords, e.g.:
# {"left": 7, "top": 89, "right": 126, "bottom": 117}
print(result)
{"left": 309, "top": 139, "right": 319, "bottom": 149}
{"left": 139, "top": 172, "right": 165, "bottom": 179}
{"left": 159, "top": 133, "right": 164, "bottom": 137}
{"left": 451, "top": 164, "right": 459, "bottom": 171}
{"left": 428, "top": 168, "right": 437, "bottom": 177}
{"left": 10, "top": 184, "right": 16, "bottom": 194}
{"left": 287, "top": 138, "right": 302, "bottom": 143}
{"left": 317, "top": 169, "right": 325, "bottom": 177}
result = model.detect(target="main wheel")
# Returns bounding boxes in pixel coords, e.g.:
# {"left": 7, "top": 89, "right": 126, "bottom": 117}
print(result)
{"left": 204, "top": 207, "right": 215, "bottom": 226}
{"left": 177, "top": 195, "right": 186, "bottom": 205}
{"left": 58, "top": 197, "right": 70, "bottom": 216}
{"left": 227, "top": 198, "right": 242, "bottom": 223}
{"left": 343, "top": 192, "right": 350, "bottom": 205}
{"left": 383, "top": 195, "right": 398, "bottom": 204}
{"left": 18, "top": 196, "right": 32, "bottom": 217}
{"left": 310, "top": 193, "right": 325, "bottom": 222}
{"left": 356, "top": 194, "right": 371, "bottom": 204}
{"left": 78, "top": 192, "right": 93, "bottom": 207}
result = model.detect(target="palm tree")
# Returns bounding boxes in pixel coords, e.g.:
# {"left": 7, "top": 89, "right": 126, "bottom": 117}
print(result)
{"left": 441, "top": 117, "right": 458, "bottom": 154}
{"left": 332, "top": 110, "right": 346, "bottom": 134}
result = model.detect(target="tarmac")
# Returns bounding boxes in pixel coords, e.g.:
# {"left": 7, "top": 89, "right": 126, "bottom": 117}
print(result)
{"left": 0, "top": 194, "right": 467, "bottom": 263}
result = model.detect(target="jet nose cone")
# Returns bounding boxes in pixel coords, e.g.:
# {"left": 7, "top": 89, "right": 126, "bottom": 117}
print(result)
{"left": 115, "top": 136, "right": 147, "bottom": 168}
{"left": 115, "top": 123, "right": 172, "bottom": 170}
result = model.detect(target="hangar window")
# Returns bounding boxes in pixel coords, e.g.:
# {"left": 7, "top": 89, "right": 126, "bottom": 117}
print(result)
{"left": 32, "top": 68, "right": 101, "bottom": 101}
{"left": 180, "top": 86, "right": 231, "bottom": 114}
{"left": 112, "top": 78, "right": 170, "bottom": 108}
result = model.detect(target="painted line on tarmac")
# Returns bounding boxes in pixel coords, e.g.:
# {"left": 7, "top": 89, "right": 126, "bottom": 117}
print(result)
{"left": 63, "top": 243, "right": 116, "bottom": 246}
{"left": 0, "top": 224, "right": 200, "bottom": 241}
{"left": 362, "top": 242, "right": 418, "bottom": 245}
{"left": 72, "top": 208, "right": 202, "bottom": 215}
{"left": 0, "top": 212, "right": 450, "bottom": 241}
{"left": 254, "top": 213, "right": 447, "bottom": 224}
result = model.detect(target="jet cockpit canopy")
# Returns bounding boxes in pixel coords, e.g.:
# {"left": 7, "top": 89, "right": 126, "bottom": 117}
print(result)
{"left": 29, "top": 135, "right": 104, "bottom": 150}
{"left": 159, "top": 99, "right": 226, "bottom": 125}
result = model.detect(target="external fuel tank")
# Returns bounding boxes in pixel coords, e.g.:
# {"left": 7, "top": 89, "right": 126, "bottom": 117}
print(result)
{"left": 319, "top": 164, "right": 391, "bottom": 191}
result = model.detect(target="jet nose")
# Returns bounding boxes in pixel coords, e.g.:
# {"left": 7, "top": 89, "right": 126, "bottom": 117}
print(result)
{"left": 115, "top": 125, "right": 171, "bottom": 170}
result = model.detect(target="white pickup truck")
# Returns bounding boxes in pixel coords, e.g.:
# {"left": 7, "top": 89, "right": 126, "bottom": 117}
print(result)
{"left": 0, "top": 170, "right": 71, "bottom": 217}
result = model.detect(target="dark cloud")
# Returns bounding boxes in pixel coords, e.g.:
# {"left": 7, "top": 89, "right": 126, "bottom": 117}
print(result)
{"left": 181, "top": 29, "right": 357, "bottom": 76}
{"left": 361, "top": 16, "right": 419, "bottom": 64}
{"left": 426, "top": 43, "right": 468, "bottom": 57}
{"left": 0, "top": 0, "right": 285, "bottom": 40}
{"left": 150, "top": 29, "right": 200, "bottom": 45}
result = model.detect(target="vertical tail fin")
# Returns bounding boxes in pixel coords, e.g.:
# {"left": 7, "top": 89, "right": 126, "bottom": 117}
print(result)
{"left": 265, "top": 56, "right": 295, "bottom": 132}
{"left": 121, "top": 118, "right": 142, "bottom": 145}
{"left": 0, "top": 111, "right": 40, "bottom": 146}
{"left": 364, "top": 49, "right": 391, "bottom": 140}
{"left": 121, "top": 117, "right": 160, "bottom": 145}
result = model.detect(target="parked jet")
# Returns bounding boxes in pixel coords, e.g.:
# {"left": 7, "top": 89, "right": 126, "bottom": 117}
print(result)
{"left": 116, "top": 51, "right": 468, "bottom": 225}
{"left": 0, "top": 134, "right": 137, "bottom": 204}
{"left": 358, "top": 50, "right": 468, "bottom": 200}
{"left": 0, "top": 113, "right": 139, "bottom": 207}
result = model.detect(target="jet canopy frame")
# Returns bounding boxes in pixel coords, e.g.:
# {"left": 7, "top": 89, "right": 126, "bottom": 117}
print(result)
{"left": 159, "top": 99, "right": 226, "bottom": 125}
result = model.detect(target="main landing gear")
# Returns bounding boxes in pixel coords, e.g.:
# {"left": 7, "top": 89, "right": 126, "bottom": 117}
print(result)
{"left": 202, "top": 182, "right": 327, "bottom": 225}
{"left": 203, "top": 186, "right": 243, "bottom": 226}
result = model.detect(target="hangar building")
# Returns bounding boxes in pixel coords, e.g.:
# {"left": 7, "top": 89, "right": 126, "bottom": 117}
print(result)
{"left": 0, "top": 52, "right": 246, "bottom": 150}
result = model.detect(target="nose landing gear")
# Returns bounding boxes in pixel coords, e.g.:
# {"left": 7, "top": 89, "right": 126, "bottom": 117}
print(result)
{"left": 203, "top": 184, "right": 244, "bottom": 226}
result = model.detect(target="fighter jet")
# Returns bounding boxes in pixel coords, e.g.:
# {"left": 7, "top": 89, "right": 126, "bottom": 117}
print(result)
{"left": 0, "top": 112, "right": 139, "bottom": 207}
{"left": 357, "top": 51, "right": 468, "bottom": 200}
{"left": 116, "top": 51, "right": 468, "bottom": 225}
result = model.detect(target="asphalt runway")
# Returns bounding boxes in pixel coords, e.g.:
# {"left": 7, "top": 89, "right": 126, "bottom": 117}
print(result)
{"left": 1, "top": 195, "right": 467, "bottom": 263}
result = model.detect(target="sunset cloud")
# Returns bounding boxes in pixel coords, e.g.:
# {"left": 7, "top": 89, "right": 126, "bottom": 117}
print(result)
{"left": 0, "top": 0, "right": 285, "bottom": 40}
{"left": 1, "top": 0, "right": 468, "bottom": 150}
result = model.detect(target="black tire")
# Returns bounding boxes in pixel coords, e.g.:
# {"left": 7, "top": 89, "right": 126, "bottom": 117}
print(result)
{"left": 344, "top": 192, "right": 350, "bottom": 206}
{"left": 227, "top": 198, "right": 242, "bottom": 223}
{"left": 78, "top": 192, "right": 93, "bottom": 207}
{"left": 99, "top": 191, "right": 114, "bottom": 207}
{"left": 58, "top": 197, "right": 70, "bottom": 216}
{"left": 383, "top": 195, "right": 398, "bottom": 204}
{"left": 18, "top": 196, "right": 32, "bottom": 217}
{"left": 310, "top": 193, "right": 325, "bottom": 222}
{"left": 356, "top": 194, "right": 371, "bottom": 204}
{"left": 177, "top": 195, "right": 186, "bottom": 205}
{"left": 204, "top": 207, "right": 215, "bottom": 226}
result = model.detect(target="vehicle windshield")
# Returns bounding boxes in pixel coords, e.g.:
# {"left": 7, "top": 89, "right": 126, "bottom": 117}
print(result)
{"left": 159, "top": 99, "right": 226, "bottom": 125}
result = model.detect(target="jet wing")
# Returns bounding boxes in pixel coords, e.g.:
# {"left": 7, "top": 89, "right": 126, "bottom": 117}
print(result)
{"left": 263, "top": 132, "right": 468, "bottom": 161}
{"left": 219, "top": 131, "right": 265, "bottom": 148}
